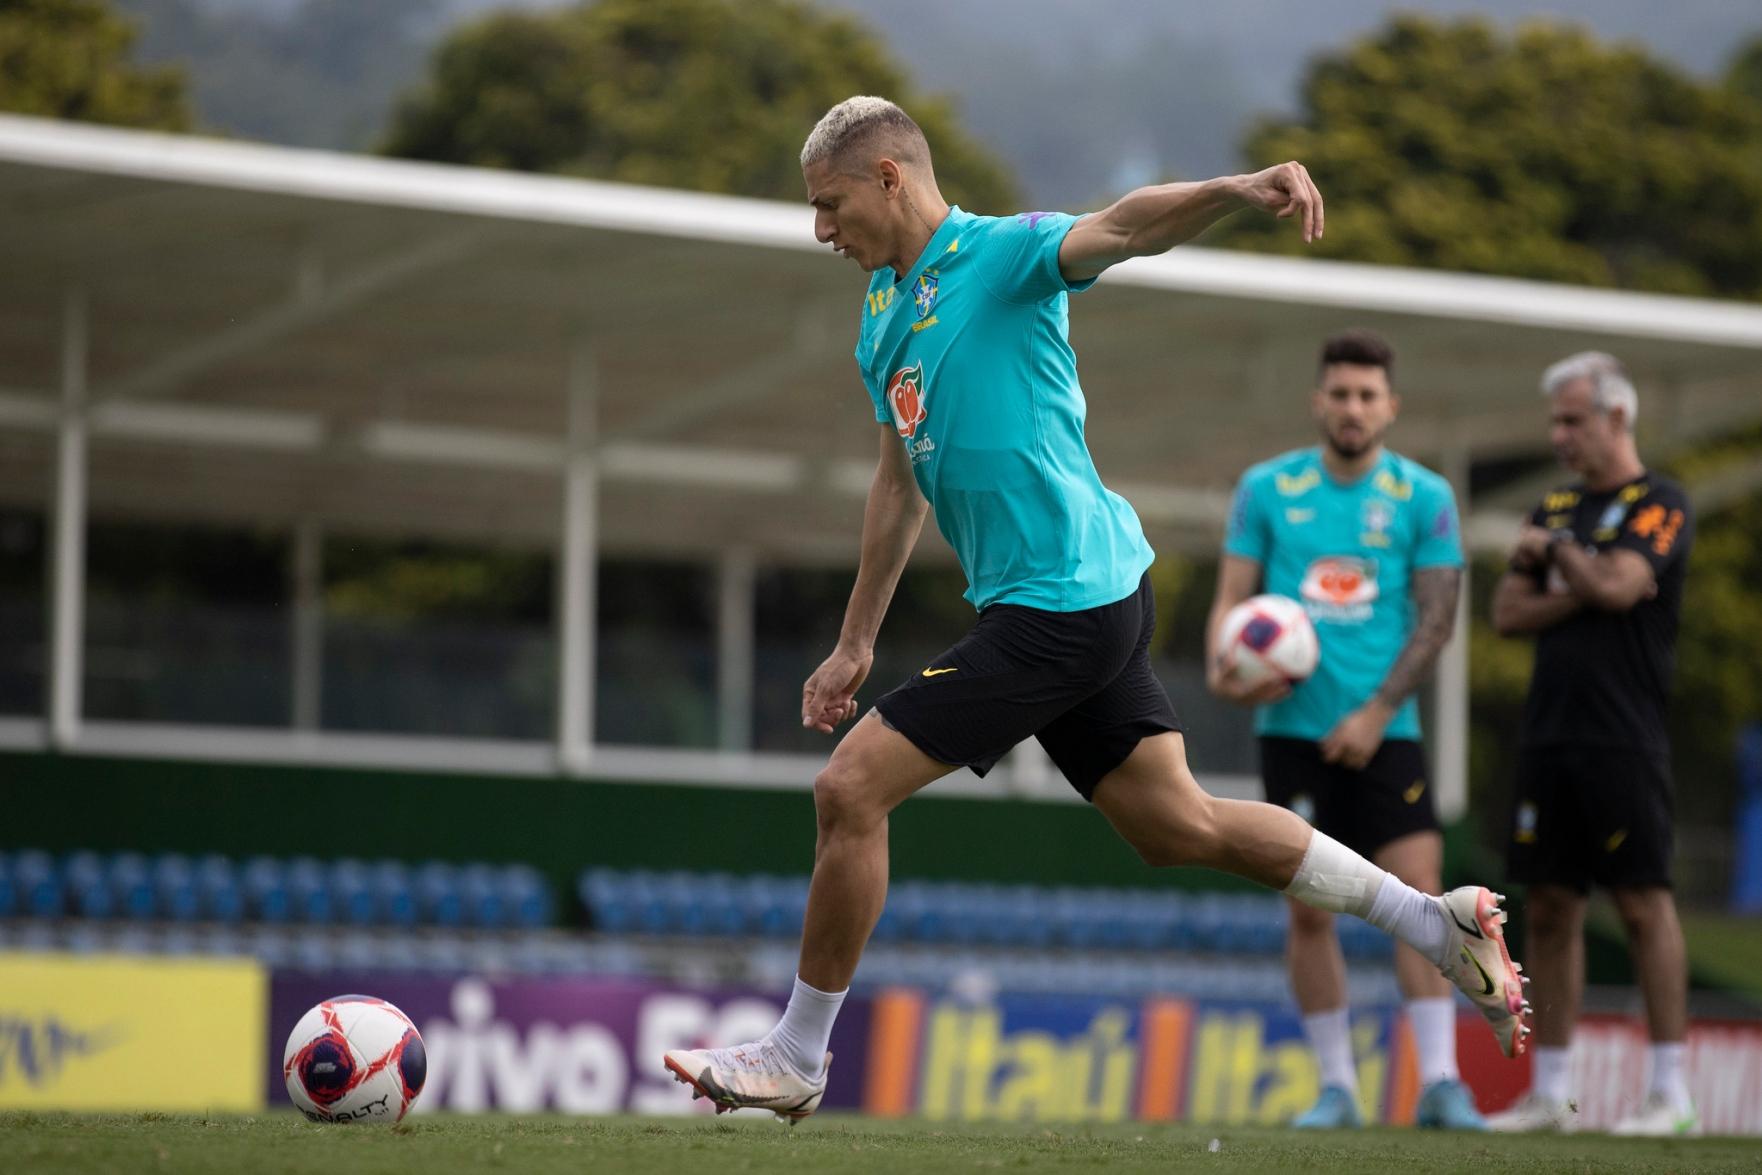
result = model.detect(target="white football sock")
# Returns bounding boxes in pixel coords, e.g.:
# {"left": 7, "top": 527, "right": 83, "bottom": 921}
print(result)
{"left": 1302, "top": 1007, "right": 1358, "bottom": 1094}
{"left": 1648, "top": 1042, "right": 1692, "bottom": 1113}
{"left": 1407, "top": 996, "right": 1459, "bottom": 1084}
{"left": 763, "top": 974, "right": 846, "bottom": 1077}
{"left": 1284, "top": 831, "right": 1449, "bottom": 965}
{"left": 1532, "top": 1045, "right": 1570, "bottom": 1104}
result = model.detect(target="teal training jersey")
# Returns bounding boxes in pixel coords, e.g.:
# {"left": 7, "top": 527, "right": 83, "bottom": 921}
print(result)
{"left": 855, "top": 206, "right": 1154, "bottom": 612}
{"left": 1223, "top": 447, "right": 1463, "bottom": 741}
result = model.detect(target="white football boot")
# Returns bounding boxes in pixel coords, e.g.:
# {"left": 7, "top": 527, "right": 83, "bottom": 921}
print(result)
{"left": 1486, "top": 1092, "right": 1577, "bottom": 1133}
{"left": 1611, "top": 1092, "right": 1702, "bottom": 1137}
{"left": 663, "top": 1040, "right": 829, "bottom": 1123}
{"left": 1436, "top": 886, "right": 1532, "bottom": 1058}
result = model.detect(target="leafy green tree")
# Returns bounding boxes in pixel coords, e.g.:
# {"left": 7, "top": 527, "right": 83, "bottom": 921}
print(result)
{"left": 1214, "top": 16, "right": 1762, "bottom": 300}
{"left": 1728, "top": 35, "right": 1762, "bottom": 111}
{"left": 382, "top": 0, "right": 1018, "bottom": 211}
{"left": 0, "top": 0, "right": 188, "bottom": 129}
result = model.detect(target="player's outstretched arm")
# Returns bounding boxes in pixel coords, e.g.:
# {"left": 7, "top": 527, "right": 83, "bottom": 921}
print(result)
{"left": 1058, "top": 161, "right": 1324, "bottom": 283}
{"left": 801, "top": 424, "right": 929, "bottom": 734}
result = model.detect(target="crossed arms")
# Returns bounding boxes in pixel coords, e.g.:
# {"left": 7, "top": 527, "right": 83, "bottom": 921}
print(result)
{"left": 1491, "top": 525, "right": 1655, "bottom": 637}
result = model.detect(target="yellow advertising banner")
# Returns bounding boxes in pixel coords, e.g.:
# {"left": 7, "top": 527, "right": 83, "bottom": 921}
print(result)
{"left": 0, "top": 952, "right": 266, "bottom": 1111}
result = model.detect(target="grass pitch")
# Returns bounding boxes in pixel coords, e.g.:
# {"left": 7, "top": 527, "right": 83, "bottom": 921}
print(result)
{"left": 3, "top": 1111, "right": 1753, "bottom": 1174}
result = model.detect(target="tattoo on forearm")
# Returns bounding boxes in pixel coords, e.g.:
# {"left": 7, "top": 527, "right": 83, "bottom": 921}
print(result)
{"left": 1374, "top": 567, "right": 1461, "bottom": 709}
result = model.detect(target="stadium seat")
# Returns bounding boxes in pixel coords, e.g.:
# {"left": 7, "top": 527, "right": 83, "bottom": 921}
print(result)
{"left": 243, "top": 855, "right": 292, "bottom": 923}
{"left": 64, "top": 851, "right": 112, "bottom": 919}
{"left": 415, "top": 861, "right": 465, "bottom": 928}
{"left": 152, "top": 854, "right": 202, "bottom": 922}
{"left": 371, "top": 860, "right": 418, "bottom": 928}
{"left": 108, "top": 853, "right": 156, "bottom": 921}
{"left": 196, "top": 854, "right": 245, "bottom": 923}
{"left": 330, "top": 858, "right": 377, "bottom": 927}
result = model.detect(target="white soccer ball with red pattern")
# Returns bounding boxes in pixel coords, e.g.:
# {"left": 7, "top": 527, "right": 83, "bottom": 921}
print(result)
{"left": 1219, "top": 594, "right": 1320, "bottom": 688}
{"left": 283, "top": 995, "right": 426, "bottom": 1123}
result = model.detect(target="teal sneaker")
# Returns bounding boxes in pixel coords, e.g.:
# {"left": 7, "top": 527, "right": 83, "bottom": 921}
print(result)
{"left": 1292, "top": 1085, "right": 1363, "bottom": 1129}
{"left": 1416, "top": 1078, "right": 1489, "bottom": 1130}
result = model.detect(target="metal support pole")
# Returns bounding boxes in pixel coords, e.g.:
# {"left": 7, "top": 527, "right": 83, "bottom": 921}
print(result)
{"left": 1436, "top": 444, "right": 1472, "bottom": 824}
{"left": 557, "top": 341, "right": 598, "bottom": 774}
{"left": 290, "top": 516, "right": 323, "bottom": 731}
{"left": 49, "top": 290, "right": 88, "bottom": 750}
{"left": 716, "top": 548, "right": 757, "bottom": 752}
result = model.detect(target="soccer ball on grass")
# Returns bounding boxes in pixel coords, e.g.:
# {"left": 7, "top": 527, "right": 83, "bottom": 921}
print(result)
{"left": 283, "top": 994, "right": 426, "bottom": 1123}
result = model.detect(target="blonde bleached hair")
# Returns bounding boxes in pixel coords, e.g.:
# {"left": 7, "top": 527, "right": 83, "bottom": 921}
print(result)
{"left": 800, "top": 96, "right": 930, "bottom": 173}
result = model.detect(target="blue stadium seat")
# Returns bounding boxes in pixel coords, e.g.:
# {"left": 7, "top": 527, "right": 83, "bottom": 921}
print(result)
{"left": 330, "top": 858, "right": 377, "bottom": 927}
{"left": 415, "top": 861, "right": 464, "bottom": 928}
{"left": 285, "top": 856, "right": 334, "bottom": 925}
{"left": 108, "top": 853, "right": 156, "bottom": 921}
{"left": 242, "top": 855, "right": 291, "bottom": 923}
{"left": 195, "top": 854, "right": 244, "bottom": 923}
{"left": 459, "top": 863, "right": 508, "bottom": 929}
{"left": 64, "top": 851, "right": 111, "bottom": 919}
{"left": 578, "top": 867, "right": 633, "bottom": 933}
{"left": 0, "top": 853, "right": 15, "bottom": 918}
{"left": 499, "top": 865, "right": 552, "bottom": 930}
{"left": 153, "top": 854, "right": 201, "bottom": 922}
{"left": 372, "top": 860, "right": 417, "bottom": 928}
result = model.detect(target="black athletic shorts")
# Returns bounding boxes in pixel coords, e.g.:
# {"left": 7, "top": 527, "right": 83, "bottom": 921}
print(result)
{"left": 1506, "top": 744, "right": 1674, "bottom": 892}
{"left": 873, "top": 572, "right": 1181, "bottom": 802}
{"left": 1259, "top": 736, "right": 1439, "bottom": 859}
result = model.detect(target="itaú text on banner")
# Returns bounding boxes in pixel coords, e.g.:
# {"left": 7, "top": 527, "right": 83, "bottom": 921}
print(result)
{"left": 0, "top": 952, "right": 267, "bottom": 1112}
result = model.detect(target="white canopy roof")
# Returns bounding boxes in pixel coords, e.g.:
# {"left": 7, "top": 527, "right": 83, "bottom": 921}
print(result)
{"left": 3, "top": 112, "right": 1760, "bottom": 561}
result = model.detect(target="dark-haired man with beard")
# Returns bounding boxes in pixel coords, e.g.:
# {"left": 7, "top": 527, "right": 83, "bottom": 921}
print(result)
{"left": 1208, "top": 330, "right": 1482, "bottom": 1130}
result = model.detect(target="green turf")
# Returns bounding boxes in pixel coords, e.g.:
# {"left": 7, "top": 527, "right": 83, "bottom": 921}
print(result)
{"left": 2, "top": 1112, "right": 1753, "bottom": 1175}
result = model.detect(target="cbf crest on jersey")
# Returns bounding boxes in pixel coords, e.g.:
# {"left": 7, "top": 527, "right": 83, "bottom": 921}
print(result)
{"left": 911, "top": 272, "right": 939, "bottom": 319}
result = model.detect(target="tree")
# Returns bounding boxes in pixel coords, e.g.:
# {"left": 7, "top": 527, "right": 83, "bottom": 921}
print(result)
{"left": 1212, "top": 16, "right": 1762, "bottom": 301}
{"left": 1729, "top": 34, "right": 1762, "bottom": 111}
{"left": 0, "top": 0, "right": 189, "bottom": 129}
{"left": 382, "top": 0, "right": 1018, "bottom": 212}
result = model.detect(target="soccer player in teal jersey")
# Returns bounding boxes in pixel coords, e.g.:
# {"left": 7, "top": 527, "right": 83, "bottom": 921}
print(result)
{"left": 665, "top": 97, "right": 1528, "bottom": 1121}
{"left": 1206, "top": 331, "right": 1484, "bottom": 1130}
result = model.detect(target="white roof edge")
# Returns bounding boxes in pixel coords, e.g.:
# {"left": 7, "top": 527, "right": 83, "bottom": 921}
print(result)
{"left": 0, "top": 112, "right": 818, "bottom": 251}
{"left": 5, "top": 113, "right": 1762, "bottom": 347}
{"left": 1105, "top": 251, "right": 1762, "bottom": 348}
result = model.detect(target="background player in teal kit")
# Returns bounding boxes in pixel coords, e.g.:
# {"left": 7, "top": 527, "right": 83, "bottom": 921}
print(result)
{"left": 665, "top": 98, "right": 1527, "bottom": 1121}
{"left": 1206, "top": 330, "right": 1481, "bottom": 1130}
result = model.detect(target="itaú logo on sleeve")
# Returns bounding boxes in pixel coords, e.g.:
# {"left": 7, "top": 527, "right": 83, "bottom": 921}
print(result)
{"left": 888, "top": 361, "right": 929, "bottom": 439}
{"left": 1300, "top": 556, "right": 1379, "bottom": 621}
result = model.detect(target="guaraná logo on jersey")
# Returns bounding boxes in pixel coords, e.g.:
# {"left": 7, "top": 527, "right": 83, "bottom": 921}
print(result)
{"left": 888, "top": 361, "right": 929, "bottom": 440}
{"left": 1300, "top": 556, "right": 1379, "bottom": 621}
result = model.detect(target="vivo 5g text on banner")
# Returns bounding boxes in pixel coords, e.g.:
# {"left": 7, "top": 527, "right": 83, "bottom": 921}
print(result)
{"left": 0, "top": 953, "right": 267, "bottom": 1112}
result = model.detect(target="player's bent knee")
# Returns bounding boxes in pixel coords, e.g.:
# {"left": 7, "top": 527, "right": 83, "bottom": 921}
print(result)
{"left": 812, "top": 762, "right": 884, "bottom": 830}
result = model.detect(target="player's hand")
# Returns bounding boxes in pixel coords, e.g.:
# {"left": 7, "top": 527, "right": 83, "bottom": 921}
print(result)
{"left": 801, "top": 645, "right": 872, "bottom": 734}
{"left": 1319, "top": 701, "right": 1393, "bottom": 771}
{"left": 1511, "top": 525, "right": 1554, "bottom": 571}
{"left": 1238, "top": 161, "right": 1324, "bottom": 244}
{"left": 1207, "top": 653, "right": 1292, "bottom": 706}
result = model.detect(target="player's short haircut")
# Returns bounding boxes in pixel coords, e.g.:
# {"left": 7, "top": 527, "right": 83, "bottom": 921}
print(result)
{"left": 1317, "top": 328, "right": 1395, "bottom": 382}
{"left": 1541, "top": 351, "right": 1638, "bottom": 431}
{"left": 800, "top": 96, "right": 930, "bottom": 175}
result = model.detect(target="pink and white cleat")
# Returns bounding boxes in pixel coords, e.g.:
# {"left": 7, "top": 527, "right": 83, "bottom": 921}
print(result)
{"left": 663, "top": 1040, "right": 829, "bottom": 1124}
{"left": 1436, "top": 886, "right": 1532, "bottom": 1058}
